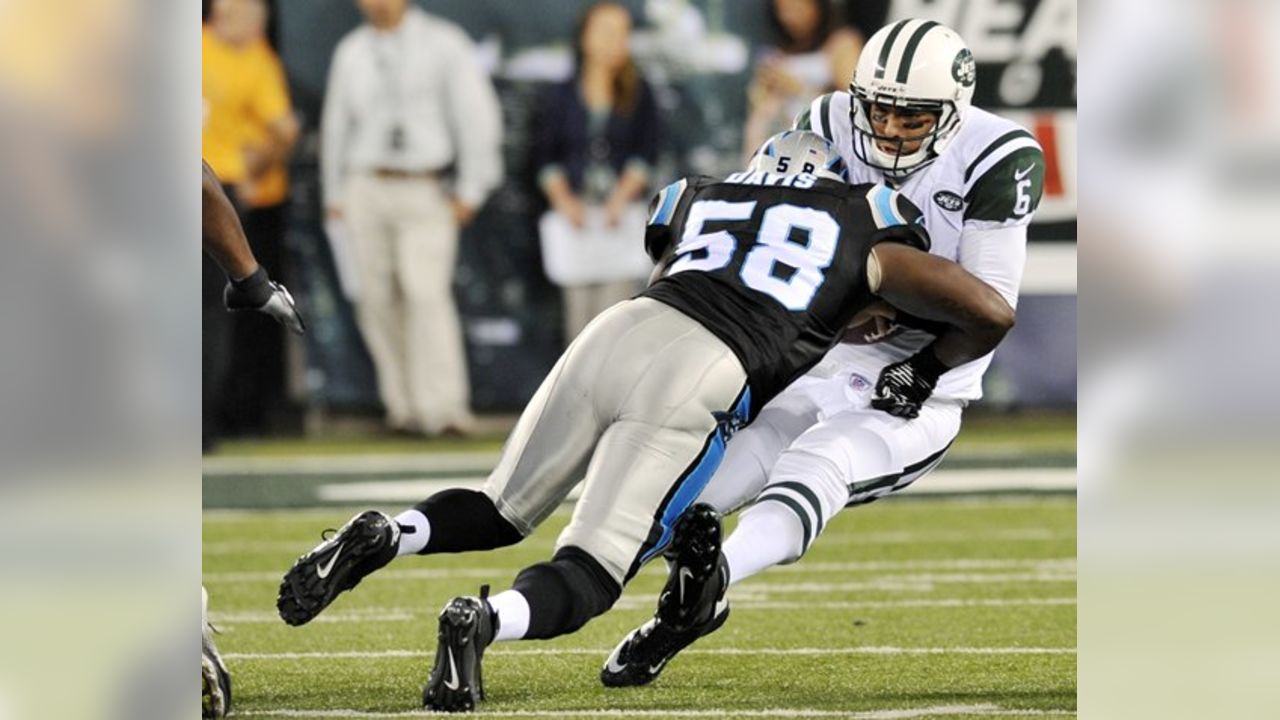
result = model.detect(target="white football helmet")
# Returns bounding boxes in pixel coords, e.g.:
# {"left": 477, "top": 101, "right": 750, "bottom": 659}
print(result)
{"left": 850, "top": 19, "right": 976, "bottom": 178}
{"left": 747, "top": 130, "right": 849, "bottom": 183}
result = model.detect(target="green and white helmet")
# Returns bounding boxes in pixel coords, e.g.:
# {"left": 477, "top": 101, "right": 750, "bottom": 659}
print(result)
{"left": 850, "top": 19, "right": 976, "bottom": 178}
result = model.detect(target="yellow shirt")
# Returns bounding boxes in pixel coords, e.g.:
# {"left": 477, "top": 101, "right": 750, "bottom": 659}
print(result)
{"left": 202, "top": 27, "right": 292, "bottom": 207}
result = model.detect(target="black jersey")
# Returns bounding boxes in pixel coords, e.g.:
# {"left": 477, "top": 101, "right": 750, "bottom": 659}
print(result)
{"left": 641, "top": 172, "right": 929, "bottom": 416}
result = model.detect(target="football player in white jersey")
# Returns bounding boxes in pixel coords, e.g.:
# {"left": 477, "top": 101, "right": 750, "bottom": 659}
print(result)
{"left": 601, "top": 19, "right": 1045, "bottom": 687}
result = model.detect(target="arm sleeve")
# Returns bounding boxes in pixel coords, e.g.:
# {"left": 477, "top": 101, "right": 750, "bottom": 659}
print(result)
{"left": 955, "top": 224, "right": 1028, "bottom": 310}
{"left": 320, "top": 42, "right": 351, "bottom": 210}
{"left": 444, "top": 30, "right": 504, "bottom": 208}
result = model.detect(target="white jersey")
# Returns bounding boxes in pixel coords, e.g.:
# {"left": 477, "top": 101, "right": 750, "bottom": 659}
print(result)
{"left": 795, "top": 91, "right": 1045, "bottom": 401}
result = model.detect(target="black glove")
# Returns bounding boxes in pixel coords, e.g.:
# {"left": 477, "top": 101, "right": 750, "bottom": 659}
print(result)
{"left": 224, "top": 267, "right": 306, "bottom": 335}
{"left": 871, "top": 345, "right": 949, "bottom": 419}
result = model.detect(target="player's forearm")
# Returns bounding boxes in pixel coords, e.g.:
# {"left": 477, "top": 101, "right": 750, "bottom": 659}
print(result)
{"left": 872, "top": 244, "right": 1015, "bottom": 367}
{"left": 202, "top": 162, "right": 259, "bottom": 279}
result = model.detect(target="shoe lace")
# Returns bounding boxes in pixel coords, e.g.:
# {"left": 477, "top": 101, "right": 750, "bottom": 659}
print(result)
{"left": 320, "top": 528, "right": 337, "bottom": 541}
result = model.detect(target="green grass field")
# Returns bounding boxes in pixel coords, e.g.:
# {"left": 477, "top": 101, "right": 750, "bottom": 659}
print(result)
{"left": 203, "top": 495, "right": 1076, "bottom": 719}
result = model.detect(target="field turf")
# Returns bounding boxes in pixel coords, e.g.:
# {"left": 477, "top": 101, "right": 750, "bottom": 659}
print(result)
{"left": 203, "top": 495, "right": 1076, "bottom": 719}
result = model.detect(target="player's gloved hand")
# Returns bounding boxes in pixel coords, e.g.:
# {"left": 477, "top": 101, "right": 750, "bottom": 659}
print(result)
{"left": 872, "top": 345, "right": 950, "bottom": 419}
{"left": 224, "top": 266, "right": 306, "bottom": 335}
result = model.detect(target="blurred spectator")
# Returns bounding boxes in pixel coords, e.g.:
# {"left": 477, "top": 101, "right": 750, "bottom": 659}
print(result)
{"left": 742, "top": 0, "right": 861, "bottom": 158}
{"left": 535, "top": 2, "right": 660, "bottom": 342}
{"left": 202, "top": 0, "right": 299, "bottom": 444}
{"left": 322, "top": 0, "right": 502, "bottom": 437}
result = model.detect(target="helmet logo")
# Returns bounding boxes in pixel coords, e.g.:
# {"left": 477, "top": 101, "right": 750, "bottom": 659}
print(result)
{"left": 933, "top": 190, "right": 963, "bottom": 211}
{"left": 952, "top": 49, "right": 976, "bottom": 87}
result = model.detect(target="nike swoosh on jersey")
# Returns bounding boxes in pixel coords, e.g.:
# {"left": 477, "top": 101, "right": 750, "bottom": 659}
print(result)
{"left": 1014, "top": 165, "right": 1035, "bottom": 180}
{"left": 316, "top": 544, "right": 343, "bottom": 579}
{"left": 444, "top": 648, "right": 461, "bottom": 690}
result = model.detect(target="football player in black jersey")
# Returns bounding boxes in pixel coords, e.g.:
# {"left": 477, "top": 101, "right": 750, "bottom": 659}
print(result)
{"left": 276, "top": 131, "right": 1012, "bottom": 713}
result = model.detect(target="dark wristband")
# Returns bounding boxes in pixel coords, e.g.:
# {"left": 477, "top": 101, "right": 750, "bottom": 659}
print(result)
{"left": 229, "top": 266, "right": 272, "bottom": 307}
{"left": 912, "top": 344, "right": 951, "bottom": 382}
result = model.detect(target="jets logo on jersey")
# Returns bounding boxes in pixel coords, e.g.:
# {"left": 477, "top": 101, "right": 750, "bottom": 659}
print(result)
{"left": 952, "top": 48, "right": 976, "bottom": 87}
{"left": 933, "top": 191, "right": 964, "bottom": 212}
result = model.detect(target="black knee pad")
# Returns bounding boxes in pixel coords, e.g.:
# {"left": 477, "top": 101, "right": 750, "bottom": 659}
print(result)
{"left": 512, "top": 546, "right": 621, "bottom": 639}
{"left": 413, "top": 489, "right": 524, "bottom": 554}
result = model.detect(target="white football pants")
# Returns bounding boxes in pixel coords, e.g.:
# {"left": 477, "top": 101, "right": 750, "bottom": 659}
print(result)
{"left": 700, "top": 368, "right": 963, "bottom": 566}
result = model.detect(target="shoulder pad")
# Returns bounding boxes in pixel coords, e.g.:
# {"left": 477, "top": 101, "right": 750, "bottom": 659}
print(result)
{"left": 647, "top": 178, "right": 691, "bottom": 227}
{"left": 864, "top": 184, "right": 930, "bottom": 252}
{"left": 793, "top": 93, "right": 841, "bottom": 143}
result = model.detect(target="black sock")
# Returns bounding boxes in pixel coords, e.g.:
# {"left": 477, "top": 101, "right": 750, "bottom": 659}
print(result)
{"left": 510, "top": 546, "right": 621, "bottom": 639}
{"left": 413, "top": 489, "right": 524, "bottom": 554}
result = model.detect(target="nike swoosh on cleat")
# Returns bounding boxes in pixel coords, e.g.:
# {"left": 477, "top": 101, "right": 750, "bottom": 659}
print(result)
{"left": 648, "top": 659, "right": 667, "bottom": 675}
{"left": 316, "top": 544, "right": 343, "bottom": 579}
{"left": 678, "top": 566, "right": 694, "bottom": 605}
{"left": 444, "top": 648, "right": 461, "bottom": 690}
{"left": 604, "top": 652, "right": 628, "bottom": 675}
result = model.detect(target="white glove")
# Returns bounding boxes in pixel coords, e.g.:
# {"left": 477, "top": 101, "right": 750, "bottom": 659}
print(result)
{"left": 224, "top": 267, "right": 306, "bottom": 335}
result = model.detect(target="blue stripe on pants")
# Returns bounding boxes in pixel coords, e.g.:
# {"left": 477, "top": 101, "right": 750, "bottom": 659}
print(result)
{"left": 638, "top": 388, "right": 752, "bottom": 564}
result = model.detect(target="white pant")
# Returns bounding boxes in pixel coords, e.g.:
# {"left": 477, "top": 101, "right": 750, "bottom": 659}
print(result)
{"left": 345, "top": 173, "right": 472, "bottom": 433}
{"left": 700, "top": 367, "right": 963, "bottom": 557}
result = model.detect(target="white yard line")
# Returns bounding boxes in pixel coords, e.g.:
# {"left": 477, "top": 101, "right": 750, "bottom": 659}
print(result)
{"left": 251, "top": 705, "right": 1074, "bottom": 718}
{"left": 820, "top": 530, "right": 1073, "bottom": 545}
{"left": 212, "top": 597, "right": 1076, "bottom": 625}
{"left": 203, "top": 452, "right": 501, "bottom": 475}
{"left": 203, "top": 557, "right": 1074, "bottom": 578}
{"left": 227, "top": 646, "right": 1075, "bottom": 661}
{"left": 203, "top": 569, "right": 1074, "bottom": 588}
{"left": 203, "top": 569, "right": 1073, "bottom": 590}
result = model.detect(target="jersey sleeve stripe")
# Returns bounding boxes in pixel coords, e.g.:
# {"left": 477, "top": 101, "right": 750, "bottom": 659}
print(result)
{"left": 817, "top": 94, "right": 834, "bottom": 141}
{"left": 963, "top": 129, "right": 1036, "bottom": 184}
{"left": 874, "top": 20, "right": 911, "bottom": 80}
{"left": 807, "top": 95, "right": 830, "bottom": 141}
{"left": 895, "top": 20, "right": 941, "bottom": 83}
{"left": 963, "top": 137, "right": 1042, "bottom": 195}
{"left": 866, "top": 185, "right": 904, "bottom": 228}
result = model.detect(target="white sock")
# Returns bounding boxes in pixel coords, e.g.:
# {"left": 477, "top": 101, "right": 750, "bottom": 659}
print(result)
{"left": 488, "top": 590, "right": 530, "bottom": 642}
{"left": 722, "top": 502, "right": 807, "bottom": 585}
{"left": 394, "top": 509, "right": 430, "bottom": 556}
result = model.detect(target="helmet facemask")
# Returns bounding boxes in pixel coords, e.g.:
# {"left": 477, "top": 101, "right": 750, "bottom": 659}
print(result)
{"left": 849, "top": 86, "right": 962, "bottom": 180}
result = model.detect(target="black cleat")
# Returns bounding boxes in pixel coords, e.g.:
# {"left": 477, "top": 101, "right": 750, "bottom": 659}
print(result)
{"left": 423, "top": 587, "right": 498, "bottom": 712}
{"left": 277, "top": 510, "right": 399, "bottom": 626}
{"left": 601, "top": 503, "right": 731, "bottom": 687}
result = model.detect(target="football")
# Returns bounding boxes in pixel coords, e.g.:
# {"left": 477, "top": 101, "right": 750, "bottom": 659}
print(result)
{"left": 841, "top": 315, "right": 902, "bottom": 344}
